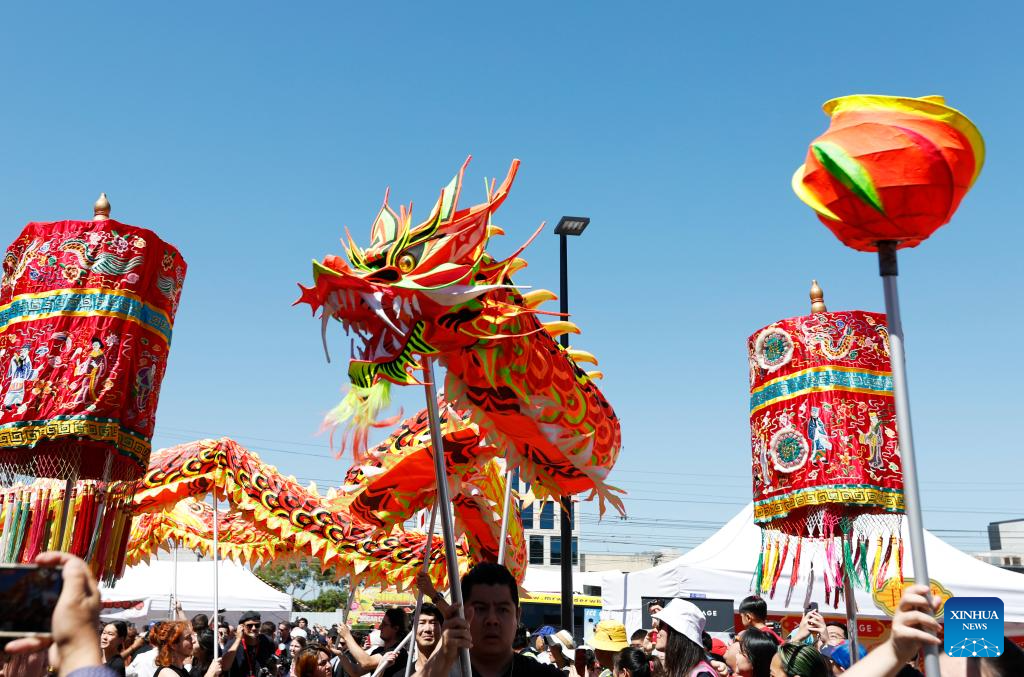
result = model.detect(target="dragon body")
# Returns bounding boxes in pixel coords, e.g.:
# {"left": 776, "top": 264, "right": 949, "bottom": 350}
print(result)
{"left": 298, "top": 158, "right": 623, "bottom": 515}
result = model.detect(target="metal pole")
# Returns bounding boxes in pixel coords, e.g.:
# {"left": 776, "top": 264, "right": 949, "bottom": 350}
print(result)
{"left": 212, "top": 490, "right": 220, "bottom": 663}
{"left": 558, "top": 233, "right": 574, "bottom": 637}
{"left": 877, "top": 241, "right": 938, "bottom": 676}
{"left": 343, "top": 575, "right": 352, "bottom": 625}
{"left": 842, "top": 568, "right": 858, "bottom": 665}
{"left": 171, "top": 545, "right": 179, "bottom": 619}
{"left": 621, "top": 572, "right": 628, "bottom": 626}
{"left": 497, "top": 468, "right": 515, "bottom": 565}
{"left": 405, "top": 502, "right": 439, "bottom": 677}
{"left": 422, "top": 357, "right": 471, "bottom": 677}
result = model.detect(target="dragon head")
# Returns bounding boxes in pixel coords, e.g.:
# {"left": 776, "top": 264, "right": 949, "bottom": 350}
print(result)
{"left": 298, "top": 158, "right": 540, "bottom": 449}
{"left": 298, "top": 158, "right": 533, "bottom": 384}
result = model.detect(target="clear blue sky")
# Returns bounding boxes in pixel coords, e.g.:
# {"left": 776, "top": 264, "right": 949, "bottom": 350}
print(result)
{"left": 1, "top": 3, "right": 1020, "bottom": 557}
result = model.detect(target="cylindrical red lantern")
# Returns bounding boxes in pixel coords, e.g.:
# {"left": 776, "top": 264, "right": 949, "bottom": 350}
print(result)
{"left": 748, "top": 286, "right": 904, "bottom": 605}
{"left": 792, "top": 94, "right": 985, "bottom": 251}
{"left": 0, "top": 197, "right": 185, "bottom": 482}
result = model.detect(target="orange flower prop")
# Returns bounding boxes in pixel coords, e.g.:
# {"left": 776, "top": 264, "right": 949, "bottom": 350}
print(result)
{"left": 792, "top": 95, "right": 984, "bottom": 251}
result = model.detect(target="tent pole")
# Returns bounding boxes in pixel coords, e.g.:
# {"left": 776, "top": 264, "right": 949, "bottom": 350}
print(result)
{"left": 621, "top": 571, "right": 628, "bottom": 626}
{"left": 422, "top": 357, "right": 471, "bottom": 677}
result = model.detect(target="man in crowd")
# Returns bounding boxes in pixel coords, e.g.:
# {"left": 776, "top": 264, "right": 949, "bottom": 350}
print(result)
{"left": 417, "top": 562, "right": 566, "bottom": 677}
{"left": 336, "top": 607, "right": 409, "bottom": 677}
{"left": 411, "top": 603, "right": 445, "bottom": 674}
{"left": 223, "top": 610, "right": 275, "bottom": 677}
{"left": 591, "top": 620, "right": 628, "bottom": 676}
{"left": 513, "top": 625, "right": 534, "bottom": 659}
{"left": 737, "top": 595, "right": 783, "bottom": 643}
{"left": 628, "top": 630, "right": 646, "bottom": 650}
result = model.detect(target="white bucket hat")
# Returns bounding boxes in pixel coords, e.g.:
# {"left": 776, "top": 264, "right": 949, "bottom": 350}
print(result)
{"left": 652, "top": 599, "right": 705, "bottom": 646}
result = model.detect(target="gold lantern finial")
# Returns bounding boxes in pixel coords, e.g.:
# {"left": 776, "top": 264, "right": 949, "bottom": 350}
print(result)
{"left": 93, "top": 193, "right": 111, "bottom": 221}
{"left": 810, "top": 279, "right": 827, "bottom": 314}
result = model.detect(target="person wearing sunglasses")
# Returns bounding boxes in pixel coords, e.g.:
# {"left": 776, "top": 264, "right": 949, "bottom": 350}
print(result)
{"left": 223, "top": 611, "right": 275, "bottom": 677}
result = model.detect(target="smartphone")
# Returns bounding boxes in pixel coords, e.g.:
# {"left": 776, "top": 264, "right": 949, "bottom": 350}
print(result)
{"left": 805, "top": 602, "right": 819, "bottom": 614}
{"left": 0, "top": 564, "right": 63, "bottom": 639}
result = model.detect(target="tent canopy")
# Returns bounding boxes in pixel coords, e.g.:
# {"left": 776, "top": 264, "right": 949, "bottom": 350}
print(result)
{"left": 101, "top": 559, "right": 292, "bottom": 625}
{"left": 600, "top": 505, "right": 1024, "bottom": 634}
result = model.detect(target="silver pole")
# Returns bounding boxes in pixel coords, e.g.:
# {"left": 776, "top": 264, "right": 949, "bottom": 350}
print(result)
{"left": 878, "top": 241, "right": 938, "bottom": 676}
{"left": 842, "top": 568, "right": 858, "bottom": 665}
{"left": 212, "top": 491, "right": 220, "bottom": 662}
{"left": 497, "top": 468, "right": 515, "bottom": 565}
{"left": 405, "top": 502, "right": 440, "bottom": 677}
{"left": 422, "top": 357, "right": 472, "bottom": 677}
{"left": 172, "top": 546, "right": 179, "bottom": 620}
{"left": 621, "top": 572, "right": 628, "bottom": 626}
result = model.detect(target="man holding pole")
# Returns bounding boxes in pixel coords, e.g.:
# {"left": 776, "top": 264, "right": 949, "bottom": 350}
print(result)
{"left": 337, "top": 608, "right": 410, "bottom": 677}
{"left": 415, "top": 563, "right": 564, "bottom": 677}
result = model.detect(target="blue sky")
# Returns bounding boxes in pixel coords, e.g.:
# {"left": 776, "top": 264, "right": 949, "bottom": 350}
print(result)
{"left": 1, "top": 3, "right": 1020, "bottom": 557}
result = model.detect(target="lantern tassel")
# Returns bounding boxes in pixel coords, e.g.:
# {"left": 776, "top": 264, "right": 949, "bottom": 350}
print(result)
{"left": 752, "top": 533, "right": 766, "bottom": 593}
{"left": 803, "top": 561, "right": 815, "bottom": 610}
{"left": 785, "top": 537, "right": 803, "bottom": 607}
{"left": 897, "top": 537, "right": 905, "bottom": 584}
{"left": 877, "top": 534, "right": 895, "bottom": 587}
{"left": 770, "top": 536, "right": 790, "bottom": 598}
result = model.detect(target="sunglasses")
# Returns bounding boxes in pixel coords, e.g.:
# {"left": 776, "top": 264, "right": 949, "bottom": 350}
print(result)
{"left": 243, "top": 623, "right": 259, "bottom": 629}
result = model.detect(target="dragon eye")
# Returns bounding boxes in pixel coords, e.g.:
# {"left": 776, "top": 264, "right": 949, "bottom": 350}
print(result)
{"left": 397, "top": 253, "right": 417, "bottom": 273}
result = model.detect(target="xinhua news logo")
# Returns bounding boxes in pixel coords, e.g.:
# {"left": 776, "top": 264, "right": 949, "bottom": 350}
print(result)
{"left": 944, "top": 597, "right": 1004, "bottom": 658}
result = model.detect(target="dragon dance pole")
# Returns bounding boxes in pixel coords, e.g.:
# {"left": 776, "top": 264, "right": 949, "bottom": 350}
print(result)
{"left": 878, "top": 241, "right": 938, "bottom": 675}
{"left": 172, "top": 545, "right": 179, "bottom": 620}
{"left": 422, "top": 356, "right": 471, "bottom": 677}
{"left": 497, "top": 468, "right": 514, "bottom": 565}
{"left": 212, "top": 490, "right": 220, "bottom": 663}
{"left": 405, "top": 501, "right": 439, "bottom": 677}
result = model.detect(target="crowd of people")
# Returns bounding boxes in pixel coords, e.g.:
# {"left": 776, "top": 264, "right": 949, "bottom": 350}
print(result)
{"left": 2, "top": 552, "right": 1022, "bottom": 677}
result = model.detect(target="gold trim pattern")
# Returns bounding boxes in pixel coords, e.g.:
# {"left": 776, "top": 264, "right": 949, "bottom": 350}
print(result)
{"left": 0, "top": 419, "right": 149, "bottom": 464}
{"left": 755, "top": 486, "right": 904, "bottom": 522}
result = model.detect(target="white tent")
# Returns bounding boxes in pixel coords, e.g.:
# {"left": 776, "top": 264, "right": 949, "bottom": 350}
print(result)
{"left": 100, "top": 559, "right": 292, "bottom": 625}
{"left": 600, "top": 505, "right": 1024, "bottom": 636}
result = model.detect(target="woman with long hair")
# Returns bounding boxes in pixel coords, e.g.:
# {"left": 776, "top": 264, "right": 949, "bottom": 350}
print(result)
{"left": 189, "top": 629, "right": 221, "bottom": 677}
{"left": 151, "top": 621, "right": 195, "bottom": 677}
{"left": 725, "top": 628, "right": 779, "bottom": 677}
{"left": 288, "top": 636, "right": 309, "bottom": 676}
{"left": 294, "top": 645, "right": 333, "bottom": 677}
{"left": 770, "top": 643, "right": 833, "bottom": 677}
{"left": 101, "top": 621, "right": 128, "bottom": 676}
{"left": 614, "top": 647, "right": 652, "bottom": 677}
{"left": 651, "top": 599, "right": 717, "bottom": 677}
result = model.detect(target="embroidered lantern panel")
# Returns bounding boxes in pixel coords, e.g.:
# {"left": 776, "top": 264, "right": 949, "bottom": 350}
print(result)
{"left": 748, "top": 310, "right": 905, "bottom": 604}
{"left": 0, "top": 219, "right": 185, "bottom": 482}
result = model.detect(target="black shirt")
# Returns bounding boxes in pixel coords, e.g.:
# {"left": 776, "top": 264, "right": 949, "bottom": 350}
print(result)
{"left": 106, "top": 654, "right": 126, "bottom": 677}
{"left": 228, "top": 634, "right": 275, "bottom": 677}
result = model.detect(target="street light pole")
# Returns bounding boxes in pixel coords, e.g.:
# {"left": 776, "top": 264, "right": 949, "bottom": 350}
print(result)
{"left": 554, "top": 216, "right": 589, "bottom": 639}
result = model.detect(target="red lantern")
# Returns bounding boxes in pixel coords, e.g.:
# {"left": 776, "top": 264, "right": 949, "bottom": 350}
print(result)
{"left": 792, "top": 95, "right": 985, "bottom": 251}
{"left": 0, "top": 196, "right": 185, "bottom": 483}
